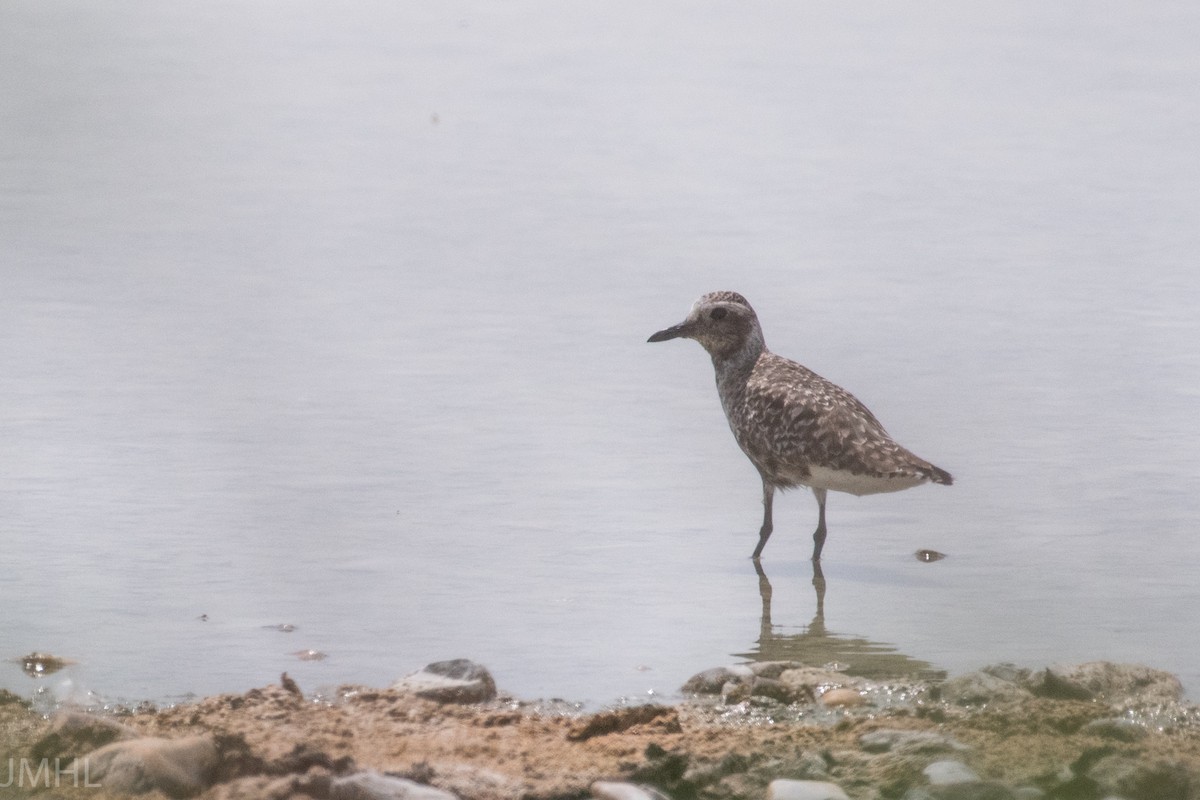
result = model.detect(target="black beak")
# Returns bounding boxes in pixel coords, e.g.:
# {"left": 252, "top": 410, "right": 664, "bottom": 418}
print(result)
{"left": 647, "top": 322, "right": 690, "bottom": 343}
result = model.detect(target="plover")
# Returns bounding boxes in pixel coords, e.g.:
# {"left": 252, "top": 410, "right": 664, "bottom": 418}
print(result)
{"left": 648, "top": 291, "right": 952, "bottom": 560}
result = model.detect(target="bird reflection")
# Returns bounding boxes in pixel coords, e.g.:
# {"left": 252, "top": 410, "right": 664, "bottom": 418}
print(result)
{"left": 739, "top": 560, "right": 944, "bottom": 681}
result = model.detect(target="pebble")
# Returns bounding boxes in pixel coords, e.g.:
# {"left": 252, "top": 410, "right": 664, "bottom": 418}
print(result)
{"left": 391, "top": 659, "right": 497, "bottom": 704}
{"left": 330, "top": 771, "right": 460, "bottom": 800}
{"left": 590, "top": 780, "right": 671, "bottom": 800}
{"left": 923, "top": 760, "right": 981, "bottom": 785}
{"left": 767, "top": 778, "right": 850, "bottom": 800}
{"left": 819, "top": 687, "right": 866, "bottom": 708}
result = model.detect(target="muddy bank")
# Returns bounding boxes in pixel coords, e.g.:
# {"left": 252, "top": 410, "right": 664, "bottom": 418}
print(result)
{"left": 3, "top": 660, "right": 1200, "bottom": 799}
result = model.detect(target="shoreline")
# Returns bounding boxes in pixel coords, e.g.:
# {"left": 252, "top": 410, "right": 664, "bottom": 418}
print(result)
{"left": 4, "top": 658, "right": 1200, "bottom": 799}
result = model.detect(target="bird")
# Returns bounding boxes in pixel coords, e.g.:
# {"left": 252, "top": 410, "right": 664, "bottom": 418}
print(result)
{"left": 647, "top": 291, "right": 952, "bottom": 560}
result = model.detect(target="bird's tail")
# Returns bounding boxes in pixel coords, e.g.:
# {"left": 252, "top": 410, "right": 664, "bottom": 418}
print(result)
{"left": 926, "top": 464, "right": 954, "bottom": 486}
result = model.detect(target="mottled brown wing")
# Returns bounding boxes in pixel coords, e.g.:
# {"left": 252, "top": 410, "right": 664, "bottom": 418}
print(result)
{"left": 738, "top": 354, "right": 921, "bottom": 480}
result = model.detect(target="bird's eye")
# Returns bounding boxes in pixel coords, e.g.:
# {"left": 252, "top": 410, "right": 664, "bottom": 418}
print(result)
{"left": 710, "top": 307, "right": 728, "bottom": 321}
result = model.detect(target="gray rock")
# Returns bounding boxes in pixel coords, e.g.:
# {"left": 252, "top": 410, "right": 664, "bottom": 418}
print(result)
{"left": 750, "top": 676, "right": 802, "bottom": 704}
{"left": 722, "top": 679, "right": 753, "bottom": 704}
{"left": 767, "top": 779, "right": 850, "bottom": 800}
{"left": 391, "top": 659, "right": 496, "bottom": 704}
{"left": 923, "top": 760, "right": 981, "bottom": 785}
{"left": 1031, "top": 662, "right": 1183, "bottom": 706}
{"left": 73, "top": 734, "right": 219, "bottom": 798}
{"left": 1084, "top": 754, "right": 1190, "bottom": 800}
{"left": 980, "top": 663, "right": 1030, "bottom": 684}
{"left": 859, "top": 729, "right": 969, "bottom": 755}
{"left": 331, "top": 771, "right": 460, "bottom": 800}
{"left": 940, "top": 671, "right": 1031, "bottom": 706}
{"left": 1080, "top": 717, "right": 1149, "bottom": 742}
{"left": 749, "top": 660, "right": 808, "bottom": 679}
{"left": 778, "top": 666, "right": 858, "bottom": 696}
{"left": 947, "top": 786, "right": 1015, "bottom": 799}
{"left": 591, "top": 780, "right": 672, "bottom": 800}
{"left": 716, "top": 672, "right": 816, "bottom": 705}
{"left": 682, "top": 666, "right": 751, "bottom": 694}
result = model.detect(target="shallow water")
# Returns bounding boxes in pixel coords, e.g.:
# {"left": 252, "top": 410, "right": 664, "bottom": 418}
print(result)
{"left": 2, "top": 1, "right": 1199, "bottom": 707}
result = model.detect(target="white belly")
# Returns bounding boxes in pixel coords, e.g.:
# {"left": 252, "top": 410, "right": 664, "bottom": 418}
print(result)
{"left": 800, "top": 466, "right": 926, "bottom": 496}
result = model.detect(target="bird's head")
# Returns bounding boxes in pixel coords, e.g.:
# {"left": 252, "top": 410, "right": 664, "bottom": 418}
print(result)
{"left": 647, "top": 291, "right": 765, "bottom": 363}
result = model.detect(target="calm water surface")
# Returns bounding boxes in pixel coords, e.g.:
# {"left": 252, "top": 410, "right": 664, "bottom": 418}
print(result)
{"left": 2, "top": 1, "right": 1199, "bottom": 707}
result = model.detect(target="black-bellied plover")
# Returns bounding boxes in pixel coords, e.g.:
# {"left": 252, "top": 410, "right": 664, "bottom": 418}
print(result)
{"left": 648, "top": 291, "right": 952, "bottom": 560}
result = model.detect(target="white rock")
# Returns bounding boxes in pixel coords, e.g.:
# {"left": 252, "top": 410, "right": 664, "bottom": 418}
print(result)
{"left": 391, "top": 659, "right": 496, "bottom": 704}
{"left": 767, "top": 778, "right": 850, "bottom": 800}
{"left": 923, "top": 760, "right": 981, "bottom": 785}
{"left": 331, "top": 771, "right": 460, "bottom": 800}
{"left": 590, "top": 780, "right": 670, "bottom": 800}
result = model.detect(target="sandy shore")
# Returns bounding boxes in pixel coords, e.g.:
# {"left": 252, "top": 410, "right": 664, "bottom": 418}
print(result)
{"left": 3, "top": 659, "right": 1200, "bottom": 799}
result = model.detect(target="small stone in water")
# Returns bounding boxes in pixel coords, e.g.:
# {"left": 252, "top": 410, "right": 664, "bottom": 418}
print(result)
{"left": 265, "top": 623, "right": 297, "bottom": 633}
{"left": 15, "top": 652, "right": 74, "bottom": 678}
{"left": 292, "top": 650, "right": 328, "bottom": 661}
{"left": 916, "top": 549, "right": 946, "bottom": 562}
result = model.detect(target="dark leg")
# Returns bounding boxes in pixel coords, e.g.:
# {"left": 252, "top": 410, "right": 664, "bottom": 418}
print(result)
{"left": 811, "top": 488, "right": 828, "bottom": 561}
{"left": 751, "top": 478, "right": 775, "bottom": 559}
{"left": 753, "top": 558, "right": 772, "bottom": 635}
{"left": 810, "top": 558, "right": 826, "bottom": 619}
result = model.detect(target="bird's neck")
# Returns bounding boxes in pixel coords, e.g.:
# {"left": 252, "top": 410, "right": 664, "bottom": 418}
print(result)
{"left": 710, "top": 330, "right": 766, "bottom": 387}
